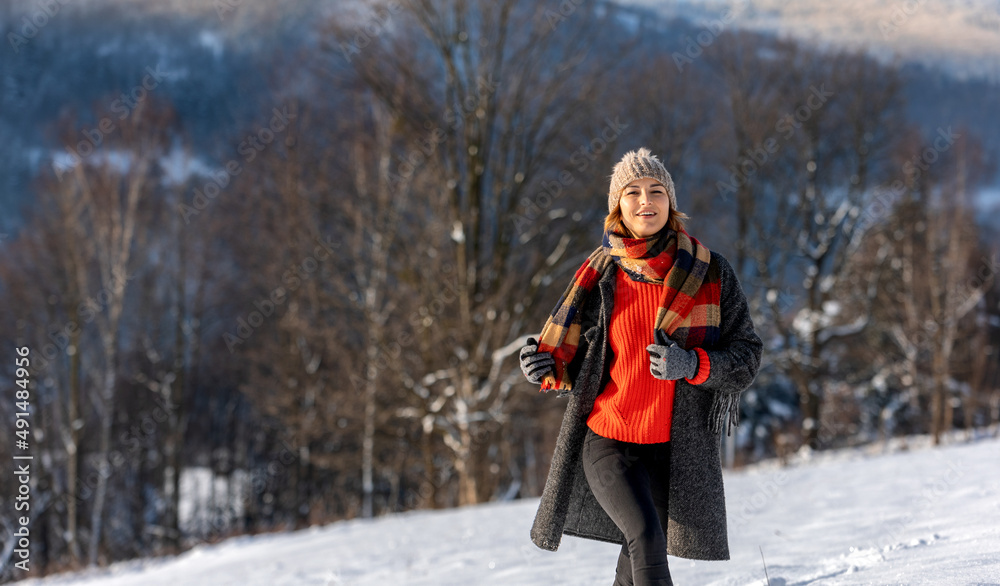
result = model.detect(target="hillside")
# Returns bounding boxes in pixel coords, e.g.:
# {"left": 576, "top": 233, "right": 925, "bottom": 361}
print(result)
{"left": 629, "top": 0, "right": 1000, "bottom": 82}
{"left": 16, "top": 431, "right": 1000, "bottom": 585}
{"left": 6, "top": 0, "right": 1000, "bottom": 80}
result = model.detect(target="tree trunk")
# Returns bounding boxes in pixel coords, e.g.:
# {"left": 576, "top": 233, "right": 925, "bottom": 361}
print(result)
{"left": 931, "top": 368, "right": 945, "bottom": 445}
{"left": 66, "top": 324, "right": 82, "bottom": 563}
{"left": 164, "top": 220, "right": 187, "bottom": 552}
{"left": 931, "top": 339, "right": 953, "bottom": 445}
{"left": 420, "top": 427, "right": 437, "bottom": 509}
{"left": 523, "top": 433, "right": 539, "bottom": 498}
{"left": 87, "top": 349, "right": 117, "bottom": 567}
{"left": 361, "top": 368, "right": 376, "bottom": 518}
{"left": 455, "top": 424, "right": 478, "bottom": 506}
{"left": 801, "top": 384, "right": 821, "bottom": 449}
{"left": 297, "top": 444, "right": 310, "bottom": 529}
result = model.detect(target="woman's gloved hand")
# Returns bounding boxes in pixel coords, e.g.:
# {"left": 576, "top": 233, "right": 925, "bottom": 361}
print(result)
{"left": 646, "top": 329, "right": 698, "bottom": 381}
{"left": 520, "top": 337, "right": 555, "bottom": 384}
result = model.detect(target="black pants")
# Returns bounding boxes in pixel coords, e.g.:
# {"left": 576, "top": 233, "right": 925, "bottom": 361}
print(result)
{"left": 582, "top": 427, "right": 673, "bottom": 586}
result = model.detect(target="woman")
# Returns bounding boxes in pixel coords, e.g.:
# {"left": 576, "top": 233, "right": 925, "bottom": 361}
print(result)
{"left": 520, "top": 147, "right": 763, "bottom": 585}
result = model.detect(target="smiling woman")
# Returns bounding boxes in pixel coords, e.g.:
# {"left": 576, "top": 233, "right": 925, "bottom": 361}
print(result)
{"left": 520, "top": 146, "right": 763, "bottom": 585}
{"left": 604, "top": 151, "right": 689, "bottom": 240}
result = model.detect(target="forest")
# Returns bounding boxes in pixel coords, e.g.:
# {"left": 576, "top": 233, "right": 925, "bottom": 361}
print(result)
{"left": 0, "top": 0, "right": 997, "bottom": 578}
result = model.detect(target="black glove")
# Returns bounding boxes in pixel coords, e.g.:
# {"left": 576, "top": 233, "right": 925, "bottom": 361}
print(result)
{"left": 520, "top": 337, "right": 555, "bottom": 385}
{"left": 646, "top": 329, "right": 699, "bottom": 381}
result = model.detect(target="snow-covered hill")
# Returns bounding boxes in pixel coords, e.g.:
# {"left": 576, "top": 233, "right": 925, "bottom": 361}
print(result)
{"left": 16, "top": 430, "right": 1000, "bottom": 585}
{"left": 626, "top": 0, "right": 1000, "bottom": 82}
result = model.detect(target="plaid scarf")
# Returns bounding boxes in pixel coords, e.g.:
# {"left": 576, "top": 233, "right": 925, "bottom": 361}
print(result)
{"left": 537, "top": 227, "right": 720, "bottom": 392}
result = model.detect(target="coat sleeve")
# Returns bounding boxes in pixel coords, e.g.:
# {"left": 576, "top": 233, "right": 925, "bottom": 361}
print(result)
{"left": 686, "top": 253, "right": 763, "bottom": 396}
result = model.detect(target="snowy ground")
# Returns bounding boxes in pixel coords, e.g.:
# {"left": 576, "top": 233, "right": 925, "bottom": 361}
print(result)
{"left": 18, "top": 430, "right": 1000, "bottom": 585}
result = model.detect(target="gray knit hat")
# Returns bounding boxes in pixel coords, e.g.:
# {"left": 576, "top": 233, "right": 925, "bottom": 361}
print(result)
{"left": 607, "top": 147, "right": 676, "bottom": 213}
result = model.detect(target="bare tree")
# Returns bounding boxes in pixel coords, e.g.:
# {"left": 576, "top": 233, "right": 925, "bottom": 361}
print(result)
{"left": 42, "top": 98, "right": 173, "bottom": 565}
{"left": 336, "top": 94, "right": 414, "bottom": 518}
{"left": 751, "top": 50, "right": 903, "bottom": 448}
{"left": 32, "top": 174, "right": 90, "bottom": 564}
{"left": 708, "top": 32, "right": 800, "bottom": 275}
{"left": 325, "top": 0, "right": 638, "bottom": 505}
{"left": 882, "top": 131, "right": 996, "bottom": 444}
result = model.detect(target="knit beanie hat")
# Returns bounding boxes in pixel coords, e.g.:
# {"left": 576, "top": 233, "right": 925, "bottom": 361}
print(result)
{"left": 607, "top": 147, "right": 676, "bottom": 213}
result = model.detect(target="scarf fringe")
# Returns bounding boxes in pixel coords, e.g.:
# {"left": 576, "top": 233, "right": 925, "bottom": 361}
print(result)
{"left": 710, "top": 391, "right": 742, "bottom": 437}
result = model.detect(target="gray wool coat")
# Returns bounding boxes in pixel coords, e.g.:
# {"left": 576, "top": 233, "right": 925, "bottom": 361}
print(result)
{"left": 529, "top": 251, "right": 763, "bottom": 560}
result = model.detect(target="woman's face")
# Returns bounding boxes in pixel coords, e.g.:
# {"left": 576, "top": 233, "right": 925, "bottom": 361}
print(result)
{"left": 619, "top": 177, "right": 670, "bottom": 237}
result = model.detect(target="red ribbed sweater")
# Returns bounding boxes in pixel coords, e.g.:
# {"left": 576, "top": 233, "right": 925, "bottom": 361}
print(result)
{"left": 586, "top": 269, "right": 710, "bottom": 443}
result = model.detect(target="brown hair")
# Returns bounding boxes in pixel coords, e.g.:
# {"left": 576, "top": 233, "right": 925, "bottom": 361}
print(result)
{"left": 603, "top": 195, "right": 689, "bottom": 237}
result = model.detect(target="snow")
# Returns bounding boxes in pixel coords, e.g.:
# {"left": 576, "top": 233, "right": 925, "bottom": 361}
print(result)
{"left": 17, "top": 429, "right": 1000, "bottom": 585}
{"left": 176, "top": 467, "right": 248, "bottom": 536}
{"left": 197, "top": 30, "right": 224, "bottom": 59}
